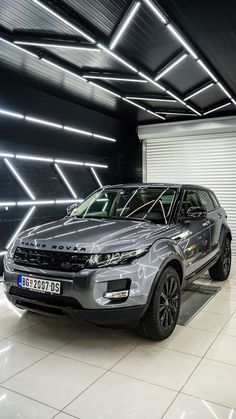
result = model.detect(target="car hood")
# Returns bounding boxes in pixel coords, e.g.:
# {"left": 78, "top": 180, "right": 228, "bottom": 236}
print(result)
{"left": 15, "top": 217, "right": 175, "bottom": 254}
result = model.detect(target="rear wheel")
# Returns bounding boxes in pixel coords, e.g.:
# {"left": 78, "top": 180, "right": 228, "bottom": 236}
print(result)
{"left": 137, "top": 266, "right": 181, "bottom": 340}
{"left": 209, "top": 237, "right": 231, "bottom": 281}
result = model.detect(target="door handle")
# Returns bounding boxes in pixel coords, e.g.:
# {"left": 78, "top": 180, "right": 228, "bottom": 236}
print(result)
{"left": 203, "top": 220, "right": 210, "bottom": 227}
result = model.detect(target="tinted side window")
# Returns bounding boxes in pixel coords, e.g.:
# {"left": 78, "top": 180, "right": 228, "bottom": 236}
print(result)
{"left": 209, "top": 191, "right": 219, "bottom": 209}
{"left": 181, "top": 190, "right": 200, "bottom": 216}
{"left": 198, "top": 190, "right": 215, "bottom": 212}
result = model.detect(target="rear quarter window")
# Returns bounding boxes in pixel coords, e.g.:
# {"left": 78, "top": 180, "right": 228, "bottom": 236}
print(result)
{"left": 197, "top": 190, "right": 215, "bottom": 212}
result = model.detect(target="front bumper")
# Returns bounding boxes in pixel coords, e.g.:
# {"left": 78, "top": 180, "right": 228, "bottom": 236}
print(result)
{"left": 6, "top": 291, "right": 146, "bottom": 325}
{"left": 3, "top": 253, "right": 157, "bottom": 325}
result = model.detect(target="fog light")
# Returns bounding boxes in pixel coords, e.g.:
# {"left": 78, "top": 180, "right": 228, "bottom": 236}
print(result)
{"left": 104, "top": 290, "right": 129, "bottom": 299}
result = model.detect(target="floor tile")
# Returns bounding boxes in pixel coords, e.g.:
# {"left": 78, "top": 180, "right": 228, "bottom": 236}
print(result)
{"left": 154, "top": 325, "right": 216, "bottom": 357}
{"left": 0, "top": 294, "right": 11, "bottom": 310}
{"left": 188, "top": 310, "right": 229, "bottom": 333}
{"left": 4, "top": 353, "right": 104, "bottom": 410}
{"left": 163, "top": 393, "right": 236, "bottom": 419}
{"left": 183, "top": 358, "right": 236, "bottom": 409}
{"left": 0, "top": 387, "right": 57, "bottom": 419}
{"left": 221, "top": 316, "right": 236, "bottom": 336}
{"left": 0, "top": 339, "right": 47, "bottom": 383}
{"left": 65, "top": 371, "right": 176, "bottom": 419}
{"left": 205, "top": 334, "right": 236, "bottom": 366}
{"left": 56, "top": 328, "right": 141, "bottom": 369}
{"left": 112, "top": 344, "right": 200, "bottom": 391}
{"left": 0, "top": 310, "right": 42, "bottom": 338}
{"left": 11, "top": 318, "right": 86, "bottom": 352}
{"left": 203, "top": 295, "right": 236, "bottom": 315}
{"left": 217, "top": 287, "right": 236, "bottom": 301}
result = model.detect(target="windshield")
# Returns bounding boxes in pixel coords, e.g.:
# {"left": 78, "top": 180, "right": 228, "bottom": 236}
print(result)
{"left": 71, "top": 187, "right": 177, "bottom": 224}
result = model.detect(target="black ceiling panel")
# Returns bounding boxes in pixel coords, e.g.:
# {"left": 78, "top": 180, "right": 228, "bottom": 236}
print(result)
{"left": 161, "top": 56, "right": 209, "bottom": 95}
{"left": 0, "top": 0, "right": 235, "bottom": 124}
{"left": 116, "top": 4, "right": 181, "bottom": 74}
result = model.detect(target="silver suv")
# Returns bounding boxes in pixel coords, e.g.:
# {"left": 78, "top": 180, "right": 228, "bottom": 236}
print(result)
{"left": 3, "top": 184, "right": 232, "bottom": 340}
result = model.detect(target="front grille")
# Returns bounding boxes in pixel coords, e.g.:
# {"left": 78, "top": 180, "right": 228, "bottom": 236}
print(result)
{"left": 13, "top": 247, "right": 90, "bottom": 272}
{"left": 10, "top": 286, "right": 82, "bottom": 309}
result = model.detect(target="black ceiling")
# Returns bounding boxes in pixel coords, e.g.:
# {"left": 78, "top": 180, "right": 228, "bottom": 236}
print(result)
{"left": 0, "top": 0, "right": 235, "bottom": 124}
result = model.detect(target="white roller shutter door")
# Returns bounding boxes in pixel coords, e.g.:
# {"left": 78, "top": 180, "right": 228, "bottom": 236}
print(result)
{"left": 140, "top": 117, "right": 236, "bottom": 254}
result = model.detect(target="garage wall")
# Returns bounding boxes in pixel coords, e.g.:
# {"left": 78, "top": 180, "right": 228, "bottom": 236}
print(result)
{"left": 0, "top": 75, "right": 142, "bottom": 271}
{"left": 138, "top": 116, "right": 236, "bottom": 254}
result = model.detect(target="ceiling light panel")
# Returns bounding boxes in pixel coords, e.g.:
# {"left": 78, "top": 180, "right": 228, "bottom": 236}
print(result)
{"left": 184, "top": 83, "right": 214, "bottom": 101}
{"left": 25, "top": 116, "right": 63, "bottom": 129}
{"left": 109, "top": 1, "right": 141, "bottom": 50}
{"left": 167, "top": 24, "right": 198, "bottom": 59}
{"left": 143, "top": 0, "right": 167, "bottom": 23}
{"left": 154, "top": 54, "right": 187, "bottom": 81}
{"left": 203, "top": 103, "right": 231, "bottom": 115}
{"left": 126, "top": 97, "right": 176, "bottom": 102}
{"left": 0, "top": 109, "right": 24, "bottom": 119}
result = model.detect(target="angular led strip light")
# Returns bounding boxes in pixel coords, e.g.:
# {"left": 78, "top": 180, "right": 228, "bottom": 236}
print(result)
{"left": 6, "top": 206, "right": 36, "bottom": 249}
{"left": 54, "top": 163, "right": 78, "bottom": 199}
{"left": 4, "top": 159, "right": 35, "bottom": 200}
{"left": 109, "top": 1, "right": 141, "bottom": 50}
{"left": 0, "top": 107, "right": 116, "bottom": 142}
{"left": 0, "top": 152, "right": 108, "bottom": 168}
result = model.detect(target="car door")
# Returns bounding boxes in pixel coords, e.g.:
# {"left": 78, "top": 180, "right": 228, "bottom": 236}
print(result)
{"left": 177, "top": 188, "right": 212, "bottom": 277}
{"left": 197, "top": 189, "right": 222, "bottom": 255}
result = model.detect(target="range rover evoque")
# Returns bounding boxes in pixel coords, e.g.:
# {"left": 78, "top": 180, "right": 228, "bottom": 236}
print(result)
{"left": 3, "top": 184, "right": 232, "bottom": 340}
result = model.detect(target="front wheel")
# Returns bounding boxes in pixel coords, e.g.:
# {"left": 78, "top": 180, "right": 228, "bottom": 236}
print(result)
{"left": 209, "top": 237, "right": 231, "bottom": 281}
{"left": 137, "top": 266, "right": 181, "bottom": 340}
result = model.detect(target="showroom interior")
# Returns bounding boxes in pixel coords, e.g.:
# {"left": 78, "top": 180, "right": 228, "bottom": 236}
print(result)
{"left": 0, "top": 0, "right": 236, "bottom": 418}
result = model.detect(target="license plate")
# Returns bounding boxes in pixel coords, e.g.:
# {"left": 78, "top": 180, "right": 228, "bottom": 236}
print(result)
{"left": 18, "top": 275, "right": 61, "bottom": 294}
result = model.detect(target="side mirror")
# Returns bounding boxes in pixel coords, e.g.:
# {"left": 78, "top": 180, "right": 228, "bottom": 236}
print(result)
{"left": 186, "top": 206, "right": 207, "bottom": 219}
{"left": 66, "top": 203, "right": 78, "bottom": 216}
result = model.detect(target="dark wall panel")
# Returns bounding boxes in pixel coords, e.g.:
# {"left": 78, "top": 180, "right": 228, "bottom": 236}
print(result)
{"left": 0, "top": 75, "right": 141, "bottom": 272}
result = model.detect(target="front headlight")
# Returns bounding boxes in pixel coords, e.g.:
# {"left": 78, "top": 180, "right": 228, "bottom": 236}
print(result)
{"left": 87, "top": 247, "right": 149, "bottom": 268}
{"left": 7, "top": 244, "right": 16, "bottom": 259}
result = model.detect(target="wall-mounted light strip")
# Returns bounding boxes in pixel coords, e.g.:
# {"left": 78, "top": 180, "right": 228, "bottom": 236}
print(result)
{"left": 91, "top": 167, "right": 103, "bottom": 188}
{"left": 0, "top": 199, "right": 83, "bottom": 207}
{"left": 126, "top": 97, "right": 177, "bottom": 102}
{"left": 0, "top": 105, "right": 116, "bottom": 142}
{"left": 0, "top": 152, "right": 108, "bottom": 168}
{"left": 64, "top": 126, "right": 92, "bottom": 137}
{"left": 232, "top": 99, "right": 236, "bottom": 106}
{"left": 148, "top": 109, "right": 165, "bottom": 119}
{"left": 0, "top": 202, "right": 16, "bottom": 207}
{"left": 203, "top": 102, "right": 231, "bottom": 115}
{"left": 166, "top": 90, "right": 186, "bottom": 106}
{"left": 109, "top": 1, "right": 141, "bottom": 50}
{"left": 16, "top": 154, "right": 54, "bottom": 162}
{"left": 154, "top": 54, "right": 187, "bottom": 81}
{"left": 0, "top": 109, "right": 24, "bottom": 119}
{"left": 143, "top": 0, "right": 167, "bottom": 24}
{"left": 32, "top": 0, "right": 95, "bottom": 43}
{"left": 0, "top": 251, "right": 7, "bottom": 256}
{"left": 17, "top": 200, "right": 55, "bottom": 206}
{"left": 4, "top": 159, "right": 35, "bottom": 200}
{"left": 25, "top": 116, "right": 63, "bottom": 129}
{"left": 184, "top": 83, "right": 214, "bottom": 101}
{"left": 6, "top": 206, "right": 36, "bottom": 249}
{"left": 54, "top": 163, "right": 78, "bottom": 199}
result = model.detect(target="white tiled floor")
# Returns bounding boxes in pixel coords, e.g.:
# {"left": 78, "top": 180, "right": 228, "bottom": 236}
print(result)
{"left": 0, "top": 263, "right": 236, "bottom": 418}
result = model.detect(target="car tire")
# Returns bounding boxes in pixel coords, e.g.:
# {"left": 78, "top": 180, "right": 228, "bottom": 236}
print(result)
{"left": 209, "top": 237, "right": 231, "bottom": 281}
{"left": 137, "top": 266, "right": 181, "bottom": 340}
